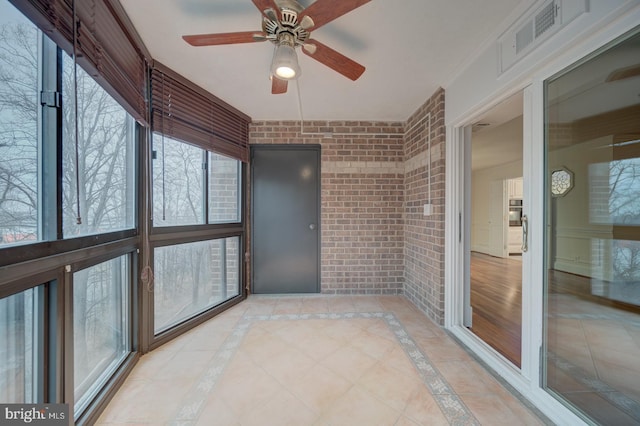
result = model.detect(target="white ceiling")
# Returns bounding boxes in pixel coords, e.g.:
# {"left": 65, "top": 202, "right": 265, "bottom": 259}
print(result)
{"left": 119, "top": 0, "right": 521, "bottom": 121}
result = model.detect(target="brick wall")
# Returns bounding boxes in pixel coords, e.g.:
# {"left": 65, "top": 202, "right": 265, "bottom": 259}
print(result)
{"left": 403, "top": 89, "right": 446, "bottom": 324}
{"left": 249, "top": 121, "right": 405, "bottom": 294}
{"left": 248, "top": 89, "right": 447, "bottom": 324}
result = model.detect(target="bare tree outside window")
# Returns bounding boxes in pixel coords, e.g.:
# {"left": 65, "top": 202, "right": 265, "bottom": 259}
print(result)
{"left": 62, "top": 56, "right": 136, "bottom": 238}
{"left": 152, "top": 134, "right": 204, "bottom": 226}
{"left": 59, "top": 57, "right": 135, "bottom": 418}
{"left": 154, "top": 237, "right": 239, "bottom": 334}
{"left": 0, "top": 4, "right": 40, "bottom": 404}
{"left": 0, "top": 17, "right": 39, "bottom": 246}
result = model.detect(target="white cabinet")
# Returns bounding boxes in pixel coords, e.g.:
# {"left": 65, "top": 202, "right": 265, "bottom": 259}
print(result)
{"left": 508, "top": 227, "right": 522, "bottom": 254}
{"left": 508, "top": 177, "right": 523, "bottom": 199}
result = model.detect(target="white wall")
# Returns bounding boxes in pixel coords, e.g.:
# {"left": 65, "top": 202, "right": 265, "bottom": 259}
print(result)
{"left": 471, "top": 160, "right": 523, "bottom": 255}
{"left": 445, "top": 0, "right": 640, "bottom": 125}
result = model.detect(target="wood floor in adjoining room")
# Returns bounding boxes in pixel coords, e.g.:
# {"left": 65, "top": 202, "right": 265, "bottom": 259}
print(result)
{"left": 469, "top": 252, "right": 522, "bottom": 367}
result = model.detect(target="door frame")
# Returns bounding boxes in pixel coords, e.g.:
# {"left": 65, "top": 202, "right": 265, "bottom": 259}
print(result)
{"left": 249, "top": 144, "right": 322, "bottom": 294}
{"left": 445, "top": 81, "right": 570, "bottom": 417}
{"left": 444, "top": 81, "right": 592, "bottom": 426}
{"left": 444, "top": 7, "right": 640, "bottom": 426}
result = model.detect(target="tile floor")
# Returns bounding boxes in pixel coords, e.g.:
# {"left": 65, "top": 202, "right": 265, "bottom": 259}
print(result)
{"left": 98, "top": 295, "right": 547, "bottom": 425}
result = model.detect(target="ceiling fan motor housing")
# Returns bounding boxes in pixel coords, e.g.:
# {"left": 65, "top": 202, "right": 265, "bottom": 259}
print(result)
{"left": 263, "top": 0, "right": 310, "bottom": 46}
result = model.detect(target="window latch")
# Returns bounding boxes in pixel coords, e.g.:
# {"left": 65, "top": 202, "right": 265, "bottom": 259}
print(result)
{"left": 40, "top": 90, "right": 61, "bottom": 108}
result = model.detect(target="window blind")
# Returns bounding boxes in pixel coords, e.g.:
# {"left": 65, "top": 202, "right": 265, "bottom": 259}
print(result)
{"left": 151, "top": 62, "right": 250, "bottom": 163}
{"left": 9, "top": 0, "right": 150, "bottom": 125}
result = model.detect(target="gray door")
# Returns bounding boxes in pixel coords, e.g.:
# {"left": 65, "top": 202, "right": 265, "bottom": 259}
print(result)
{"left": 251, "top": 146, "right": 320, "bottom": 293}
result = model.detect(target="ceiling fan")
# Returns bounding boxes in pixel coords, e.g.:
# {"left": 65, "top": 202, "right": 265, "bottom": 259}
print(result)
{"left": 182, "top": 0, "right": 370, "bottom": 94}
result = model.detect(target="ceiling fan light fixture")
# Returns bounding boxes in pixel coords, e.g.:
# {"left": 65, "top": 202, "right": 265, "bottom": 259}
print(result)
{"left": 271, "top": 42, "right": 301, "bottom": 80}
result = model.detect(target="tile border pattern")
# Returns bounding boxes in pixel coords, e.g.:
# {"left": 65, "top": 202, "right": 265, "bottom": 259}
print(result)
{"left": 171, "top": 311, "right": 479, "bottom": 425}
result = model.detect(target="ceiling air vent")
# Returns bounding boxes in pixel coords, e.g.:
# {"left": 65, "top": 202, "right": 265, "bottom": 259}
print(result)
{"left": 516, "top": 21, "right": 534, "bottom": 54}
{"left": 498, "top": 0, "right": 587, "bottom": 74}
{"left": 535, "top": 1, "right": 557, "bottom": 38}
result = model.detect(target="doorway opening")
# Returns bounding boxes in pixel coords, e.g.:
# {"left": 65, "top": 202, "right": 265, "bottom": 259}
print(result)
{"left": 465, "top": 91, "right": 524, "bottom": 367}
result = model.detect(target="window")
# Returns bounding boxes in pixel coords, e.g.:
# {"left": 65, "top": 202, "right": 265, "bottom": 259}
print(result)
{"left": 0, "top": 3, "right": 40, "bottom": 247}
{"left": 0, "top": 287, "right": 41, "bottom": 403}
{"left": 154, "top": 237, "right": 240, "bottom": 334}
{"left": 74, "top": 255, "right": 131, "bottom": 418}
{"left": 152, "top": 134, "right": 204, "bottom": 227}
{"left": 152, "top": 135, "right": 242, "bottom": 227}
{"left": 62, "top": 56, "right": 136, "bottom": 238}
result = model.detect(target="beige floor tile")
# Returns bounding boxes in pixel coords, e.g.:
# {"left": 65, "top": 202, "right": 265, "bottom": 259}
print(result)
{"left": 376, "top": 295, "right": 415, "bottom": 313}
{"left": 494, "top": 387, "right": 546, "bottom": 426}
{"left": 272, "top": 298, "right": 305, "bottom": 314}
{"left": 152, "top": 350, "right": 215, "bottom": 381}
{"left": 195, "top": 393, "right": 240, "bottom": 426}
{"left": 99, "top": 378, "right": 193, "bottom": 423}
{"left": 349, "top": 295, "right": 385, "bottom": 312}
{"left": 182, "top": 326, "right": 230, "bottom": 352}
{"left": 349, "top": 329, "right": 396, "bottom": 359}
{"left": 366, "top": 318, "right": 399, "bottom": 341}
{"left": 218, "top": 362, "right": 285, "bottom": 416}
{"left": 126, "top": 348, "right": 176, "bottom": 380}
{"left": 357, "top": 363, "right": 424, "bottom": 412}
{"left": 239, "top": 389, "right": 318, "bottom": 426}
{"left": 288, "top": 364, "right": 352, "bottom": 415}
{"left": 402, "top": 318, "right": 442, "bottom": 340}
{"left": 239, "top": 327, "right": 288, "bottom": 361}
{"left": 415, "top": 335, "right": 472, "bottom": 363}
{"left": 320, "top": 345, "right": 378, "bottom": 383}
{"left": 437, "top": 360, "right": 503, "bottom": 395}
{"left": 322, "top": 319, "right": 368, "bottom": 343}
{"left": 394, "top": 416, "right": 421, "bottom": 426}
{"left": 300, "top": 297, "right": 330, "bottom": 313}
{"left": 99, "top": 295, "right": 547, "bottom": 426}
{"left": 461, "top": 393, "right": 532, "bottom": 426}
{"left": 272, "top": 321, "right": 324, "bottom": 345}
{"left": 319, "top": 385, "right": 402, "bottom": 426}
{"left": 402, "top": 385, "right": 449, "bottom": 426}
{"left": 326, "top": 297, "right": 357, "bottom": 313}
{"left": 296, "top": 331, "right": 344, "bottom": 362}
{"left": 380, "top": 346, "right": 418, "bottom": 379}
{"left": 243, "top": 302, "right": 275, "bottom": 316}
{"left": 259, "top": 345, "right": 317, "bottom": 388}
{"left": 217, "top": 350, "right": 260, "bottom": 388}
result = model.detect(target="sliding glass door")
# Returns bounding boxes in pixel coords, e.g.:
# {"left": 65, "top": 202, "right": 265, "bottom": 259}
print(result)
{"left": 544, "top": 28, "right": 640, "bottom": 424}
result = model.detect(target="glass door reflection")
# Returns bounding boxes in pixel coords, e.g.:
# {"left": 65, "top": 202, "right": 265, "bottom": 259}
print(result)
{"left": 544, "top": 28, "right": 640, "bottom": 425}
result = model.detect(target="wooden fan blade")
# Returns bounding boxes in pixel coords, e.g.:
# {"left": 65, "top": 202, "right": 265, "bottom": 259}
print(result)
{"left": 251, "top": 0, "right": 280, "bottom": 20}
{"left": 302, "top": 39, "right": 365, "bottom": 81}
{"left": 271, "top": 77, "right": 288, "bottom": 94}
{"left": 299, "top": 0, "right": 371, "bottom": 31}
{"left": 183, "top": 31, "right": 266, "bottom": 46}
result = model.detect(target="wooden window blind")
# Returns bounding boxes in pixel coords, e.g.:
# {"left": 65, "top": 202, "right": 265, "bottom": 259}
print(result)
{"left": 9, "top": 0, "right": 150, "bottom": 125}
{"left": 151, "top": 62, "right": 250, "bottom": 162}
